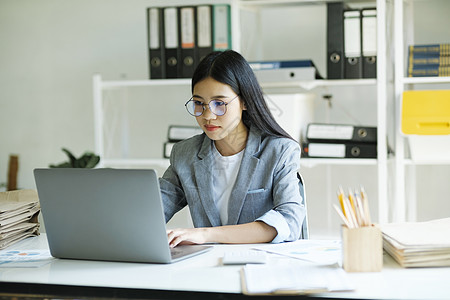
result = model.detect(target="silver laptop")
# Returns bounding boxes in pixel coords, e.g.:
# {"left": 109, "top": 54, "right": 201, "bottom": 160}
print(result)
{"left": 34, "top": 168, "right": 211, "bottom": 263}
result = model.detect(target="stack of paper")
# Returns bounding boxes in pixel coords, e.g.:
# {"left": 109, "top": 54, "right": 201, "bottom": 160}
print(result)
{"left": 380, "top": 218, "right": 450, "bottom": 268}
{"left": 241, "top": 264, "right": 354, "bottom": 295}
{"left": 0, "top": 189, "right": 40, "bottom": 249}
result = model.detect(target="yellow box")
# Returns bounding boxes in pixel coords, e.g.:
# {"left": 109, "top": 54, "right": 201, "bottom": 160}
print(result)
{"left": 402, "top": 90, "right": 450, "bottom": 135}
{"left": 402, "top": 90, "right": 450, "bottom": 161}
{"left": 342, "top": 225, "right": 383, "bottom": 272}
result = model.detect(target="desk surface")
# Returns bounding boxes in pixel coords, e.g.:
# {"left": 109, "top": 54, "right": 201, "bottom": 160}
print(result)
{"left": 0, "top": 234, "right": 449, "bottom": 300}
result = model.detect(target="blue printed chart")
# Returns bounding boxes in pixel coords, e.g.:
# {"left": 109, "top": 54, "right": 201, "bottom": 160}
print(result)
{"left": 0, "top": 249, "right": 53, "bottom": 267}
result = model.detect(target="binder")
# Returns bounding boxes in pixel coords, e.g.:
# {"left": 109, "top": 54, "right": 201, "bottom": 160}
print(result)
{"left": 167, "top": 125, "right": 203, "bottom": 142}
{"left": 163, "top": 7, "right": 180, "bottom": 78}
{"left": 343, "top": 9, "right": 362, "bottom": 79}
{"left": 163, "top": 142, "right": 176, "bottom": 158}
{"left": 306, "top": 123, "right": 377, "bottom": 143}
{"left": 327, "top": 2, "right": 347, "bottom": 79}
{"left": 212, "top": 4, "right": 232, "bottom": 51}
{"left": 147, "top": 7, "right": 165, "bottom": 79}
{"left": 178, "top": 7, "right": 197, "bottom": 78}
{"left": 302, "top": 142, "right": 377, "bottom": 159}
{"left": 250, "top": 60, "right": 322, "bottom": 82}
{"left": 196, "top": 5, "right": 213, "bottom": 63}
{"left": 362, "top": 8, "right": 377, "bottom": 78}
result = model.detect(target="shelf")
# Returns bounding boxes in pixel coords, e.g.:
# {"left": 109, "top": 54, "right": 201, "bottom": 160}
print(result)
{"left": 300, "top": 158, "right": 378, "bottom": 167}
{"left": 100, "top": 79, "right": 191, "bottom": 89}
{"left": 260, "top": 79, "right": 377, "bottom": 90}
{"left": 403, "top": 159, "right": 450, "bottom": 166}
{"left": 102, "top": 158, "right": 378, "bottom": 168}
{"left": 97, "top": 77, "right": 376, "bottom": 91}
{"left": 402, "top": 77, "right": 450, "bottom": 85}
{"left": 239, "top": 0, "right": 376, "bottom": 7}
{"left": 101, "top": 159, "right": 170, "bottom": 168}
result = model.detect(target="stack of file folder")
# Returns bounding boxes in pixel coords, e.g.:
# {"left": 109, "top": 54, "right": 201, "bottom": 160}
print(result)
{"left": 0, "top": 189, "right": 40, "bottom": 249}
{"left": 301, "top": 123, "right": 377, "bottom": 159}
{"left": 381, "top": 218, "right": 450, "bottom": 268}
{"left": 163, "top": 125, "right": 203, "bottom": 158}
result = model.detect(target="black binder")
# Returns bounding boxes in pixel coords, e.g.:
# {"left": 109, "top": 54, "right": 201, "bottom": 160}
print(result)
{"left": 326, "top": 2, "right": 347, "bottom": 79}
{"left": 196, "top": 5, "right": 213, "bottom": 63}
{"left": 306, "top": 123, "right": 377, "bottom": 143}
{"left": 302, "top": 142, "right": 377, "bottom": 159}
{"left": 344, "top": 9, "right": 363, "bottom": 79}
{"left": 163, "top": 7, "right": 180, "bottom": 79}
{"left": 147, "top": 7, "right": 165, "bottom": 79}
{"left": 178, "top": 6, "right": 197, "bottom": 78}
{"left": 362, "top": 8, "right": 377, "bottom": 78}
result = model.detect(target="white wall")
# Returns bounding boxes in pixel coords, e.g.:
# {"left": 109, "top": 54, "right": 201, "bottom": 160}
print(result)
{"left": 1, "top": 0, "right": 449, "bottom": 237}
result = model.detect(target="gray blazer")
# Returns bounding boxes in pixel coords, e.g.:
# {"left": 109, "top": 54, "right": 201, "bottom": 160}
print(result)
{"left": 159, "top": 126, "right": 306, "bottom": 243}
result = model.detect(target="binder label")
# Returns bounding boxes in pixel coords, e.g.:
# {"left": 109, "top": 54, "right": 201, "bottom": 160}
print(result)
{"left": 213, "top": 5, "right": 231, "bottom": 50}
{"left": 362, "top": 10, "right": 377, "bottom": 57}
{"left": 164, "top": 8, "right": 178, "bottom": 49}
{"left": 307, "top": 124, "right": 354, "bottom": 140}
{"left": 197, "top": 6, "right": 212, "bottom": 48}
{"left": 309, "top": 144, "right": 346, "bottom": 158}
{"left": 344, "top": 10, "right": 361, "bottom": 58}
{"left": 149, "top": 8, "right": 160, "bottom": 49}
{"left": 181, "top": 8, "right": 195, "bottom": 48}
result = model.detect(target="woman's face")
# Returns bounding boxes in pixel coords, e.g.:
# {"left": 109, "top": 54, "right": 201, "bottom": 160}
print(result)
{"left": 192, "top": 77, "right": 247, "bottom": 143}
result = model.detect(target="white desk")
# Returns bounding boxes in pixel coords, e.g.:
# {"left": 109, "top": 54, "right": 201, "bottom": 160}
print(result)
{"left": 0, "top": 234, "right": 449, "bottom": 299}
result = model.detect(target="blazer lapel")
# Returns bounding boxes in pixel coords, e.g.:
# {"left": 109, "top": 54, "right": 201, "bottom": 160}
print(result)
{"left": 227, "top": 127, "right": 261, "bottom": 225}
{"left": 193, "top": 136, "right": 222, "bottom": 227}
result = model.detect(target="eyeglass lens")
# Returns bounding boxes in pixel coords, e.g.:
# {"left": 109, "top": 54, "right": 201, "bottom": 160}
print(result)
{"left": 186, "top": 99, "right": 228, "bottom": 116}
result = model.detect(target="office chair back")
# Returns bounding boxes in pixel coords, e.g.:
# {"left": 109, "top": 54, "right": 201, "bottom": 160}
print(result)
{"left": 297, "top": 172, "right": 309, "bottom": 239}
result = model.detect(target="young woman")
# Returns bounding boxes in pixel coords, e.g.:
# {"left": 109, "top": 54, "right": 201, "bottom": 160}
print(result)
{"left": 159, "top": 50, "right": 306, "bottom": 247}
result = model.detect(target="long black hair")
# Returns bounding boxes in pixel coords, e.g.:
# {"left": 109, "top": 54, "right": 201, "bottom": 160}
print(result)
{"left": 191, "top": 50, "right": 294, "bottom": 141}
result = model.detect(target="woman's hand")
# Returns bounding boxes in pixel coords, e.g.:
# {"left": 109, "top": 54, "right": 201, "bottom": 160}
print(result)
{"left": 167, "top": 222, "right": 277, "bottom": 247}
{"left": 166, "top": 228, "right": 209, "bottom": 248}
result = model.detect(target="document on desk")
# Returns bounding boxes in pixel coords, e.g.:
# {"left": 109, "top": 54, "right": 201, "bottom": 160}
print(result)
{"left": 252, "top": 240, "right": 342, "bottom": 266}
{"left": 0, "top": 249, "right": 53, "bottom": 268}
{"left": 241, "top": 264, "right": 354, "bottom": 295}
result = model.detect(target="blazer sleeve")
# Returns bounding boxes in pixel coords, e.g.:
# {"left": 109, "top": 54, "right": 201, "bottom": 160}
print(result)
{"left": 159, "top": 147, "right": 188, "bottom": 223}
{"left": 255, "top": 140, "right": 305, "bottom": 243}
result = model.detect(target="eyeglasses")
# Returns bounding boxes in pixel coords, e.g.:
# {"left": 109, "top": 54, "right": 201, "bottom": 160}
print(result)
{"left": 184, "top": 94, "right": 240, "bottom": 117}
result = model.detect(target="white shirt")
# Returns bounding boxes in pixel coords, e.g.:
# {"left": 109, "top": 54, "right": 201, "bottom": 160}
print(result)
{"left": 212, "top": 142, "right": 244, "bottom": 225}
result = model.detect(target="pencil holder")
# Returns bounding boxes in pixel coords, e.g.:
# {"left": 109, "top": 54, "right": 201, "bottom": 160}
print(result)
{"left": 342, "top": 224, "right": 382, "bottom": 272}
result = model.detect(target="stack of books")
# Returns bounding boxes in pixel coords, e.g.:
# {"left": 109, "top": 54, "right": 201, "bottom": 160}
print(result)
{"left": 407, "top": 44, "right": 450, "bottom": 77}
{"left": 0, "top": 190, "right": 40, "bottom": 249}
{"left": 301, "top": 123, "right": 377, "bottom": 159}
{"left": 380, "top": 218, "right": 450, "bottom": 268}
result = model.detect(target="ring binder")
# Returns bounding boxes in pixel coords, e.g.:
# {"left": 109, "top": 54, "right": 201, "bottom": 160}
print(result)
{"left": 147, "top": 8, "right": 165, "bottom": 79}
{"left": 362, "top": 8, "right": 377, "bottom": 78}
{"left": 179, "top": 7, "right": 197, "bottom": 78}
{"left": 196, "top": 5, "right": 213, "bottom": 63}
{"left": 344, "top": 9, "right": 363, "bottom": 79}
{"left": 327, "top": 2, "right": 348, "bottom": 79}
{"left": 164, "top": 7, "right": 180, "bottom": 78}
